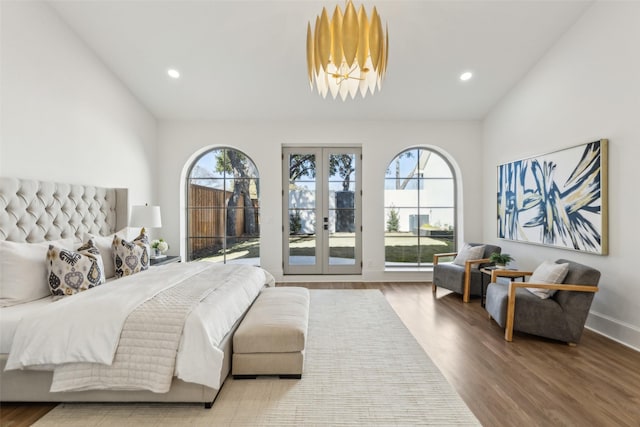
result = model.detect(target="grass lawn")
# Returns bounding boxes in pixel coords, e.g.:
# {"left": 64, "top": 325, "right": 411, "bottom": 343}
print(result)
{"left": 194, "top": 232, "right": 455, "bottom": 265}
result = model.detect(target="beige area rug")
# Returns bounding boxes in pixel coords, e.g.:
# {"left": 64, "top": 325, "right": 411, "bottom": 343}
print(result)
{"left": 35, "top": 290, "right": 480, "bottom": 426}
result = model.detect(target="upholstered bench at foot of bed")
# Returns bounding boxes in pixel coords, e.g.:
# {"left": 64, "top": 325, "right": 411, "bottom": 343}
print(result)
{"left": 232, "top": 286, "right": 310, "bottom": 379}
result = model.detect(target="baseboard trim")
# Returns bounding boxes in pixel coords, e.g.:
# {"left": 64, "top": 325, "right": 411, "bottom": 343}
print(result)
{"left": 586, "top": 311, "right": 640, "bottom": 352}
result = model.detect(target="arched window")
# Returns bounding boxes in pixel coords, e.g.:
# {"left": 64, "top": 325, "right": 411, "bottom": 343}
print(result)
{"left": 186, "top": 147, "right": 260, "bottom": 264}
{"left": 384, "top": 148, "right": 456, "bottom": 269}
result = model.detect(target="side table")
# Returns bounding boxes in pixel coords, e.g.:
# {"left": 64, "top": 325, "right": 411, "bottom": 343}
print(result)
{"left": 150, "top": 255, "right": 180, "bottom": 267}
{"left": 480, "top": 267, "right": 525, "bottom": 308}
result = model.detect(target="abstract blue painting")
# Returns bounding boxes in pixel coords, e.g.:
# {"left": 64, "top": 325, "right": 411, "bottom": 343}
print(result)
{"left": 497, "top": 139, "right": 608, "bottom": 255}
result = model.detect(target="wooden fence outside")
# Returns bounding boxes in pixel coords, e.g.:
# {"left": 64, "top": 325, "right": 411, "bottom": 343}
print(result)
{"left": 187, "top": 183, "right": 258, "bottom": 258}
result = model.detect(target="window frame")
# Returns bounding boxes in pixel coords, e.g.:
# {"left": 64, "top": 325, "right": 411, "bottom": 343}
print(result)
{"left": 185, "top": 147, "right": 260, "bottom": 264}
{"left": 384, "top": 147, "right": 457, "bottom": 270}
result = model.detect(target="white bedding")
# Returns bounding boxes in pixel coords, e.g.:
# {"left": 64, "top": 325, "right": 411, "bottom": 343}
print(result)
{"left": 3, "top": 262, "right": 274, "bottom": 390}
{"left": 0, "top": 297, "right": 52, "bottom": 353}
{"left": 0, "top": 277, "right": 120, "bottom": 353}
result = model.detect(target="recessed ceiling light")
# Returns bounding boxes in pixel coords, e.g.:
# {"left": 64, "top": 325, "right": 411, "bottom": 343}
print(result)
{"left": 460, "top": 71, "right": 473, "bottom": 81}
{"left": 167, "top": 69, "right": 180, "bottom": 79}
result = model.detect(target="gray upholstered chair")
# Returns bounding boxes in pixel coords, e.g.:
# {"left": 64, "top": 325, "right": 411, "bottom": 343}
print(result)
{"left": 432, "top": 243, "right": 502, "bottom": 303}
{"left": 485, "top": 259, "right": 600, "bottom": 344}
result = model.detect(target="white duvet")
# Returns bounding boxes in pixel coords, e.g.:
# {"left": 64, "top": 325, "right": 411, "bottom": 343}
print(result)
{"left": 5, "top": 262, "right": 274, "bottom": 390}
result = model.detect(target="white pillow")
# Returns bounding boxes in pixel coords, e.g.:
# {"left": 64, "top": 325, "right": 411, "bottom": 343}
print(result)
{"left": 83, "top": 228, "right": 127, "bottom": 279}
{"left": 526, "top": 261, "right": 570, "bottom": 299}
{"left": 0, "top": 238, "right": 75, "bottom": 307}
{"left": 453, "top": 243, "right": 486, "bottom": 267}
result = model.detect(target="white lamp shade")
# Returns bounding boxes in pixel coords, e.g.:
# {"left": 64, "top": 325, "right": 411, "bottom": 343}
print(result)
{"left": 130, "top": 205, "right": 162, "bottom": 228}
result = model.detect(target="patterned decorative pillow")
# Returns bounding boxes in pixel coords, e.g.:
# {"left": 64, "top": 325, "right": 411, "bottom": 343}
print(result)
{"left": 82, "top": 228, "right": 128, "bottom": 280}
{"left": 113, "top": 231, "right": 150, "bottom": 278}
{"left": 47, "top": 239, "right": 106, "bottom": 298}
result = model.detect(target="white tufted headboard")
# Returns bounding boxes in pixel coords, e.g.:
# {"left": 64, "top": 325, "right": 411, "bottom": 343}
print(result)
{"left": 0, "top": 177, "right": 128, "bottom": 243}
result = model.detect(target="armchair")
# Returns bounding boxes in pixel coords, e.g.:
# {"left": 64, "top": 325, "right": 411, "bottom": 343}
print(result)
{"left": 485, "top": 259, "right": 600, "bottom": 344}
{"left": 432, "top": 243, "right": 501, "bottom": 303}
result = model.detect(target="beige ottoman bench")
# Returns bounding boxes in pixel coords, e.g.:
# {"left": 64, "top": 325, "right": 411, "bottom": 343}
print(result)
{"left": 232, "top": 287, "right": 310, "bottom": 379}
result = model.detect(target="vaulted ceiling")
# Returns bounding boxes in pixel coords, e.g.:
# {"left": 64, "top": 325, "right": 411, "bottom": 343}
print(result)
{"left": 49, "top": 0, "right": 592, "bottom": 121}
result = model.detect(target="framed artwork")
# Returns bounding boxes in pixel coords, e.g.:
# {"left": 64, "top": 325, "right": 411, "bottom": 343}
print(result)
{"left": 497, "top": 139, "right": 608, "bottom": 255}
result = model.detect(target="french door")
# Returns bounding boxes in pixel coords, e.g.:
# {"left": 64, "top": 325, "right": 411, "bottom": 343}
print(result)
{"left": 283, "top": 147, "right": 362, "bottom": 275}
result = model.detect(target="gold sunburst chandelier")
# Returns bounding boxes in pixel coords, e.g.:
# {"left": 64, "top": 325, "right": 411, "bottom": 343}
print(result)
{"left": 307, "top": 0, "right": 388, "bottom": 101}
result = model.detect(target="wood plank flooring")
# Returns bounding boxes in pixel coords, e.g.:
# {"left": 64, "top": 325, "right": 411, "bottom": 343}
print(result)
{"left": 2, "top": 282, "right": 639, "bottom": 426}
{"left": 0, "top": 403, "right": 57, "bottom": 427}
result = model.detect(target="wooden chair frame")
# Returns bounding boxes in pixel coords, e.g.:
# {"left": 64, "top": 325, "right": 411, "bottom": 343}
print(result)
{"left": 433, "top": 253, "right": 490, "bottom": 303}
{"left": 489, "top": 270, "right": 599, "bottom": 342}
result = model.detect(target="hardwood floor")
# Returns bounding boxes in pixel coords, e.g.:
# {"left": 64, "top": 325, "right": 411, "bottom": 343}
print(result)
{"left": 284, "top": 282, "right": 640, "bottom": 426}
{"left": 0, "top": 403, "right": 57, "bottom": 427}
{"left": 2, "top": 282, "right": 639, "bottom": 426}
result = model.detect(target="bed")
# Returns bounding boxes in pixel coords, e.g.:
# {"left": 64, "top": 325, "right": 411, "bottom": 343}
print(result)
{"left": 0, "top": 177, "right": 272, "bottom": 407}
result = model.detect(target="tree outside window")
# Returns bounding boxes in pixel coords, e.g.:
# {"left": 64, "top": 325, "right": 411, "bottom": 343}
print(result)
{"left": 187, "top": 148, "right": 260, "bottom": 264}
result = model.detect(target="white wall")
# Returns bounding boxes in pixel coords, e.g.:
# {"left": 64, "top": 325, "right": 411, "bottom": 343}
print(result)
{"left": 483, "top": 2, "right": 640, "bottom": 350}
{"left": 157, "top": 120, "right": 482, "bottom": 282}
{"left": 0, "top": 1, "right": 156, "bottom": 207}
{"left": 8, "top": 0, "right": 632, "bottom": 347}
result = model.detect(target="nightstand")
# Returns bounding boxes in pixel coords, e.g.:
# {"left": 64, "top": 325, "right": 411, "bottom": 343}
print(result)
{"left": 150, "top": 255, "right": 180, "bottom": 267}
